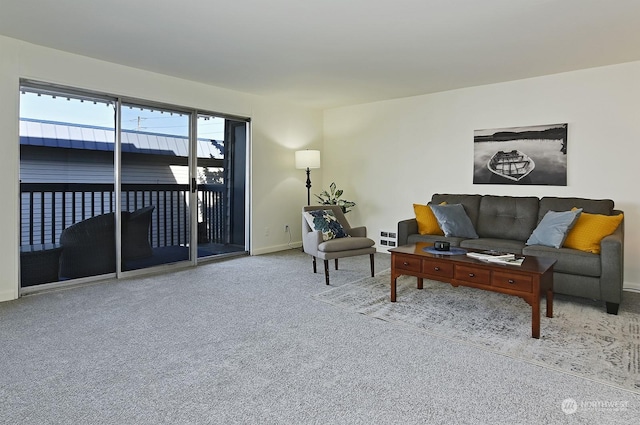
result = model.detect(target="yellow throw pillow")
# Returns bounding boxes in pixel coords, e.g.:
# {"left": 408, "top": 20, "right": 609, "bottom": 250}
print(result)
{"left": 413, "top": 202, "right": 445, "bottom": 235}
{"left": 563, "top": 209, "right": 623, "bottom": 254}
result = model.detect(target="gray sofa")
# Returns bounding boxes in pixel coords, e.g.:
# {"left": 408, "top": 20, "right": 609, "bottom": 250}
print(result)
{"left": 398, "top": 194, "right": 625, "bottom": 314}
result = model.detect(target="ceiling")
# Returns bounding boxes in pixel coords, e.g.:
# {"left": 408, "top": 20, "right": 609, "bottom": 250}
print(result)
{"left": 1, "top": 0, "right": 639, "bottom": 109}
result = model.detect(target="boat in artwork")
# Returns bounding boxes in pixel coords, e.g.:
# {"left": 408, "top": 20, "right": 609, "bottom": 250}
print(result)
{"left": 487, "top": 150, "right": 535, "bottom": 182}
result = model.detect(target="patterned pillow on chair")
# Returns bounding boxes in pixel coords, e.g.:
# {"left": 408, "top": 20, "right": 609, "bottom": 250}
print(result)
{"left": 304, "top": 209, "right": 349, "bottom": 241}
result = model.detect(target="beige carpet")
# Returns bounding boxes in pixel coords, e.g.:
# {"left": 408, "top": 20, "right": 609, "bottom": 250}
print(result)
{"left": 314, "top": 270, "right": 640, "bottom": 394}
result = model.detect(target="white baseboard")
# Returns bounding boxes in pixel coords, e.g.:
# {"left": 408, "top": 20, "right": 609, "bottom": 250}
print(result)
{"left": 251, "top": 242, "right": 302, "bottom": 255}
{"left": 376, "top": 246, "right": 394, "bottom": 254}
{"left": 624, "top": 282, "right": 640, "bottom": 293}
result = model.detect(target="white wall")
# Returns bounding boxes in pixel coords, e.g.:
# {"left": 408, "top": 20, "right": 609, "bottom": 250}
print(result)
{"left": 0, "top": 35, "right": 322, "bottom": 301}
{"left": 3, "top": 34, "right": 638, "bottom": 300}
{"left": 324, "top": 61, "right": 640, "bottom": 291}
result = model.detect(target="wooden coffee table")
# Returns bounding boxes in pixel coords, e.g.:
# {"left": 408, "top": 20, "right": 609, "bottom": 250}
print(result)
{"left": 389, "top": 242, "right": 556, "bottom": 338}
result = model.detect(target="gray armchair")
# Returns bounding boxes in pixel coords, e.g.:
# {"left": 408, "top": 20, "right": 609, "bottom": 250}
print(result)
{"left": 302, "top": 205, "right": 376, "bottom": 285}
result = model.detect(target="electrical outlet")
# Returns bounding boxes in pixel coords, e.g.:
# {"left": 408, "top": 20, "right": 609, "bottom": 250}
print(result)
{"left": 284, "top": 224, "right": 290, "bottom": 233}
{"left": 264, "top": 227, "right": 270, "bottom": 237}
{"left": 379, "top": 229, "right": 397, "bottom": 248}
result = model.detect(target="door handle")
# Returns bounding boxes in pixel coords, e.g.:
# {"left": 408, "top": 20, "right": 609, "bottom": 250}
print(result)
{"left": 191, "top": 177, "right": 197, "bottom": 193}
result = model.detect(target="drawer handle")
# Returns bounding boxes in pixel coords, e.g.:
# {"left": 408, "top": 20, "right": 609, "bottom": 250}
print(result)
{"left": 508, "top": 279, "right": 515, "bottom": 284}
{"left": 468, "top": 273, "right": 475, "bottom": 277}
{"left": 434, "top": 267, "right": 440, "bottom": 271}
{"left": 403, "top": 262, "right": 409, "bottom": 266}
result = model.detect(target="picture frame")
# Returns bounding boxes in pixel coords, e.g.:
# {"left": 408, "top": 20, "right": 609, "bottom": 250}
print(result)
{"left": 473, "top": 123, "right": 568, "bottom": 186}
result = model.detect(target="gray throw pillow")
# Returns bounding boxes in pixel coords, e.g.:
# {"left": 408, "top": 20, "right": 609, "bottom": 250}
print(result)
{"left": 429, "top": 203, "right": 478, "bottom": 239}
{"left": 526, "top": 208, "right": 583, "bottom": 248}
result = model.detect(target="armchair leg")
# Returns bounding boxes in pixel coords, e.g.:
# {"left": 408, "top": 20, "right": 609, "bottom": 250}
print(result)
{"left": 312, "top": 257, "right": 317, "bottom": 273}
{"left": 324, "top": 260, "right": 330, "bottom": 285}
{"left": 370, "top": 253, "right": 375, "bottom": 277}
{"left": 335, "top": 259, "right": 339, "bottom": 270}
{"left": 606, "top": 302, "right": 619, "bottom": 315}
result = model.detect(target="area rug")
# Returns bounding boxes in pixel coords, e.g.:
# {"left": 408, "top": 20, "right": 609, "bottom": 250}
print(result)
{"left": 313, "top": 271, "right": 640, "bottom": 393}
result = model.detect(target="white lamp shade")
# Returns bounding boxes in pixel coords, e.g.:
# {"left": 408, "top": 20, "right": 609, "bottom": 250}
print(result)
{"left": 295, "top": 150, "right": 321, "bottom": 169}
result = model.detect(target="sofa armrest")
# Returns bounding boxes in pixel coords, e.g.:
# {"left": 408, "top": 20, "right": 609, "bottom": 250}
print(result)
{"left": 599, "top": 212, "right": 624, "bottom": 304}
{"left": 348, "top": 226, "right": 367, "bottom": 238}
{"left": 398, "top": 218, "right": 418, "bottom": 246}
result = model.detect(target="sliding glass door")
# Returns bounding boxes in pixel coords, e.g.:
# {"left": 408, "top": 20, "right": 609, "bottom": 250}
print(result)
{"left": 18, "top": 82, "right": 249, "bottom": 290}
{"left": 120, "top": 102, "right": 192, "bottom": 271}
{"left": 225, "top": 119, "right": 248, "bottom": 249}
{"left": 19, "top": 86, "right": 118, "bottom": 285}
{"left": 195, "top": 114, "right": 247, "bottom": 257}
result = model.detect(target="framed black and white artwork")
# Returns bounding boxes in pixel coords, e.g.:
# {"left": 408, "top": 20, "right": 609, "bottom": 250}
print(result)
{"left": 473, "top": 123, "right": 568, "bottom": 186}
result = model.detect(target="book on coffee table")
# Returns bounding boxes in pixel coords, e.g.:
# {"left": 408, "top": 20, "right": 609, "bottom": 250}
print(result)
{"left": 466, "top": 251, "right": 524, "bottom": 266}
{"left": 484, "top": 256, "right": 525, "bottom": 266}
{"left": 466, "top": 251, "right": 515, "bottom": 261}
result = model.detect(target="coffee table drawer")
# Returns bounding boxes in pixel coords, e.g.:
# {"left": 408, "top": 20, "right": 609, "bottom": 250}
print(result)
{"left": 492, "top": 271, "right": 533, "bottom": 292}
{"left": 454, "top": 265, "right": 491, "bottom": 285}
{"left": 422, "top": 259, "right": 454, "bottom": 278}
{"left": 394, "top": 254, "right": 421, "bottom": 272}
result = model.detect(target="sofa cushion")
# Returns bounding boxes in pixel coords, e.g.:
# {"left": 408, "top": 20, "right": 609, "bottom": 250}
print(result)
{"left": 430, "top": 203, "right": 479, "bottom": 239}
{"left": 563, "top": 211, "right": 624, "bottom": 254}
{"left": 538, "top": 197, "right": 613, "bottom": 223}
{"left": 304, "top": 209, "right": 349, "bottom": 241}
{"left": 476, "top": 195, "right": 539, "bottom": 241}
{"left": 431, "top": 194, "right": 482, "bottom": 229}
{"left": 460, "top": 238, "right": 526, "bottom": 254}
{"left": 526, "top": 209, "right": 582, "bottom": 249}
{"left": 413, "top": 203, "right": 444, "bottom": 235}
{"left": 522, "top": 245, "right": 601, "bottom": 277}
{"left": 407, "top": 234, "right": 466, "bottom": 247}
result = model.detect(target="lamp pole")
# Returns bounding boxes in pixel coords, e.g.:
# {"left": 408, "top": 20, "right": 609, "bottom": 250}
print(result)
{"left": 305, "top": 167, "right": 312, "bottom": 205}
{"left": 295, "top": 149, "right": 320, "bottom": 206}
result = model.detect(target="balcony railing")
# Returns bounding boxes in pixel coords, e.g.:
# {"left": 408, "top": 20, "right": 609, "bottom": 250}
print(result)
{"left": 20, "top": 183, "right": 226, "bottom": 247}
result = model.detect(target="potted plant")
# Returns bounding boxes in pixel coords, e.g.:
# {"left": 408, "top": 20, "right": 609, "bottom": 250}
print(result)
{"left": 315, "top": 182, "right": 356, "bottom": 213}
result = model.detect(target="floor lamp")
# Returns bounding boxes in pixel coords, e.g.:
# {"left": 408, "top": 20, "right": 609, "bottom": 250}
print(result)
{"left": 295, "top": 150, "right": 321, "bottom": 205}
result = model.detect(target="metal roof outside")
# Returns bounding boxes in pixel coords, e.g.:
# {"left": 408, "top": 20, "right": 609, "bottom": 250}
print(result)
{"left": 19, "top": 118, "right": 224, "bottom": 159}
